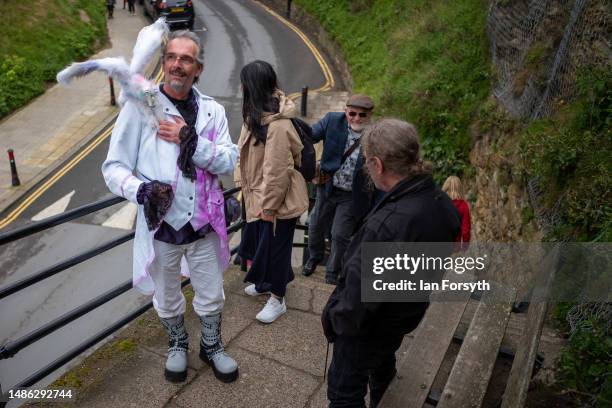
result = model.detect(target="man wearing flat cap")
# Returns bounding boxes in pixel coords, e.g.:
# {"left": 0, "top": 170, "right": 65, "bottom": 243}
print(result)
{"left": 302, "top": 94, "right": 376, "bottom": 284}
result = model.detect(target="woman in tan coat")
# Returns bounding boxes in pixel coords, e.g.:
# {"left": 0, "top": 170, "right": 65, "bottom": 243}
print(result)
{"left": 236, "top": 60, "right": 309, "bottom": 323}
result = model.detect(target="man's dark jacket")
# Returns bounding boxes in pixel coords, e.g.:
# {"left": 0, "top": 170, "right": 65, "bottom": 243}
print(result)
{"left": 322, "top": 175, "right": 461, "bottom": 340}
{"left": 312, "top": 112, "right": 371, "bottom": 221}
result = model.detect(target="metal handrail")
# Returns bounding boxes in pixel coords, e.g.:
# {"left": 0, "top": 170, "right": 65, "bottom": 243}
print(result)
{"left": 13, "top": 298, "right": 157, "bottom": 390}
{"left": 0, "top": 279, "right": 133, "bottom": 360}
{"left": 0, "top": 188, "right": 242, "bottom": 246}
{"left": 0, "top": 218, "right": 245, "bottom": 301}
{"left": 0, "top": 232, "right": 134, "bottom": 300}
{"left": 0, "top": 196, "right": 125, "bottom": 245}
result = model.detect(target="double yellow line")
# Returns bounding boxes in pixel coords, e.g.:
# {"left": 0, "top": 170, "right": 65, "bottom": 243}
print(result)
{"left": 255, "top": 1, "right": 335, "bottom": 99}
{"left": 0, "top": 4, "right": 335, "bottom": 230}
{"left": 0, "top": 126, "right": 114, "bottom": 230}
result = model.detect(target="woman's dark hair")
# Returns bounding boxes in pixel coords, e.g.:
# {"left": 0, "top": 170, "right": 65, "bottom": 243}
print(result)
{"left": 240, "top": 60, "right": 280, "bottom": 145}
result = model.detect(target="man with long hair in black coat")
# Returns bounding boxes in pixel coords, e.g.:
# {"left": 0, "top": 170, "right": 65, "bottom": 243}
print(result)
{"left": 322, "top": 118, "right": 461, "bottom": 407}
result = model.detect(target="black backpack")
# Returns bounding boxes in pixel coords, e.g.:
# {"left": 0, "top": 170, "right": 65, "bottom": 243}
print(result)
{"left": 290, "top": 118, "right": 316, "bottom": 182}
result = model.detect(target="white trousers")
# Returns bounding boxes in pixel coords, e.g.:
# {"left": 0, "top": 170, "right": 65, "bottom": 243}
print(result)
{"left": 149, "top": 233, "right": 225, "bottom": 319}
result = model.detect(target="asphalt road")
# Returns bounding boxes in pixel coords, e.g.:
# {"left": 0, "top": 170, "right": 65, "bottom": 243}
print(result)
{"left": 0, "top": 0, "right": 332, "bottom": 396}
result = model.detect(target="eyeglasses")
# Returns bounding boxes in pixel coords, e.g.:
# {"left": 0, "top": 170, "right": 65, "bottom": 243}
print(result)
{"left": 347, "top": 111, "right": 369, "bottom": 118}
{"left": 163, "top": 53, "right": 196, "bottom": 66}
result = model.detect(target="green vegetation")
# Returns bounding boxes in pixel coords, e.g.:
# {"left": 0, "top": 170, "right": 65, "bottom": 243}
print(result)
{"left": 294, "top": 0, "right": 491, "bottom": 181}
{"left": 520, "top": 67, "right": 611, "bottom": 242}
{"left": 552, "top": 303, "right": 612, "bottom": 407}
{"left": 0, "top": 0, "right": 107, "bottom": 119}
{"left": 522, "top": 66, "right": 611, "bottom": 406}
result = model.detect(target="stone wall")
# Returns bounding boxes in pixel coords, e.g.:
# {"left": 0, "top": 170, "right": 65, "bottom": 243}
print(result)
{"left": 466, "top": 125, "right": 542, "bottom": 242}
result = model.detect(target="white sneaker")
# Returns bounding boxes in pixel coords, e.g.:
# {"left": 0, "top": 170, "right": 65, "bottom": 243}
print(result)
{"left": 256, "top": 296, "right": 287, "bottom": 323}
{"left": 244, "top": 284, "right": 270, "bottom": 297}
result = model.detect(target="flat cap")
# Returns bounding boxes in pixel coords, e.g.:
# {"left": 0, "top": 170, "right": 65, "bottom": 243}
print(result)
{"left": 346, "top": 94, "right": 374, "bottom": 110}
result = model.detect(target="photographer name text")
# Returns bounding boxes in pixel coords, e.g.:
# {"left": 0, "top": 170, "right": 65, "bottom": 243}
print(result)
{"left": 372, "top": 279, "right": 490, "bottom": 292}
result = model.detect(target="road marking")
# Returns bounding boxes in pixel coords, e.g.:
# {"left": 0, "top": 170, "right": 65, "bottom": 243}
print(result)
{"left": 0, "top": 68, "right": 164, "bottom": 230}
{"left": 254, "top": 1, "right": 335, "bottom": 94}
{"left": 102, "top": 201, "right": 138, "bottom": 230}
{"left": 0, "top": 126, "right": 113, "bottom": 230}
{"left": 31, "top": 190, "right": 75, "bottom": 221}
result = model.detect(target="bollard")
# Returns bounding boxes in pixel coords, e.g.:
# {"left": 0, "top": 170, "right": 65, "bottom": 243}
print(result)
{"left": 300, "top": 86, "right": 308, "bottom": 117}
{"left": 109, "top": 77, "right": 116, "bottom": 106}
{"left": 7, "top": 149, "right": 20, "bottom": 187}
{"left": 286, "top": 0, "right": 292, "bottom": 19}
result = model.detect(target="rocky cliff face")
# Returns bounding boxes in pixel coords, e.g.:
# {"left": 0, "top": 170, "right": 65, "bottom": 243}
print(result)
{"left": 465, "top": 104, "right": 543, "bottom": 242}
{"left": 467, "top": 139, "right": 540, "bottom": 242}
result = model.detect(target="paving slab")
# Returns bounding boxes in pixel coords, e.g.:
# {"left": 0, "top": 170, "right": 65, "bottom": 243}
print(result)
{"left": 306, "top": 381, "right": 329, "bottom": 408}
{"left": 285, "top": 281, "right": 314, "bottom": 312}
{"left": 233, "top": 309, "right": 328, "bottom": 378}
{"left": 174, "top": 347, "right": 320, "bottom": 408}
{"left": 73, "top": 347, "right": 197, "bottom": 408}
{"left": 312, "top": 286, "right": 334, "bottom": 316}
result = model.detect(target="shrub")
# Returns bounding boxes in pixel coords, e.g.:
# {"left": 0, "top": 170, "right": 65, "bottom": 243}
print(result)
{"left": 0, "top": 0, "right": 107, "bottom": 118}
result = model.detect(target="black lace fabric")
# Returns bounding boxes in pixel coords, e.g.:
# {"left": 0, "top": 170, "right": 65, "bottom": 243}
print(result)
{"left": 177, "top": 125, "right": 198, "bottom": 181}
{"left": 137, "top": 181, "right": 174, "bottom": 231}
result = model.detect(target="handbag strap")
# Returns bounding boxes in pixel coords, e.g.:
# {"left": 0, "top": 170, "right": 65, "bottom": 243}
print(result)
{"left": 340, "top": 138, "right": 361, "bottom": 166}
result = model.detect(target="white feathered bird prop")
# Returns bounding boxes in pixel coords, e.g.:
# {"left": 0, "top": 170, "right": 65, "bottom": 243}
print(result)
{"left": 57, "top": 18, "right": 169, "bottom": 129}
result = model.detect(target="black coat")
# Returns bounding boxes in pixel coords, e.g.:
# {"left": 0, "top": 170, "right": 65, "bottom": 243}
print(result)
{"left": 322, "top": 175, "right": 461, "bottom": 341}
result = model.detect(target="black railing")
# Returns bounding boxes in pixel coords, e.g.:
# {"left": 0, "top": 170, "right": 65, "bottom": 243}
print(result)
{"left": 0, "top": 186, "right": 310, "bottom": 403}
{"left": 0, "top": 196, "right": 125, "bottom": 246}
{"left": 0, "top": 232, "right": 134, "bottom": 300}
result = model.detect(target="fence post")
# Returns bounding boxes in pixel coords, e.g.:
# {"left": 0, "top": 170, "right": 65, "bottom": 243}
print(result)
{"left": 7, "top": 149, "right": 20, "bottom": 187}
{"left": 109, "top": 77, "right": 116, "bottom": 106}
{"left": 300, "top": 86, "right": 308, "bottom": 117}
{"left": 286, "top": 0, "right": 292, "bottom": 18}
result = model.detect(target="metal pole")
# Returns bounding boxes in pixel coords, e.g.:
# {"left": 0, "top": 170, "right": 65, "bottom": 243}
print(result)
{"left": 300, "top": 86, "right": 308, "bottom": 117}
{"left": 109, "top": 77, "right": 116, "bottom": 106}
{"left": 7, "top": 149, "right": 20, "bottom": 187}
{"left": 286, "top": 0, "right": 292, "bottom": 18}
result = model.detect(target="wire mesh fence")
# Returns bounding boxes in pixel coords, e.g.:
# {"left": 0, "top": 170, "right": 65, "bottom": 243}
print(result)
{"left": 487, "top": 0, "right": 610, "bottom": 119}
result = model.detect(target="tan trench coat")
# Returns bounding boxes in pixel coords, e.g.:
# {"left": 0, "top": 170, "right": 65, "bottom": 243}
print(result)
{"left": 235, "top": 93, "right": 309, "bottom": 222}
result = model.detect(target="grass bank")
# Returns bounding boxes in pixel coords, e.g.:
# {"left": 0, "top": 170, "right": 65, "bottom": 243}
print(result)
{"left": 0, "top": 0, "right": 107, "bottom": 119}
{"left": 293, "top": 0, "right": 491, "bottom": 180}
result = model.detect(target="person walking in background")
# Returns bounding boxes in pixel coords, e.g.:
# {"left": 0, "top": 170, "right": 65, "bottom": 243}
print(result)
{"left": 127, "top": 0, "right": 136, "bottom": 15}
{"left": 322, "top": 119, "right": 460, "bottom": 407}
{"left": 102, "top": 31, "right": 239, "bottom": 384}
{"left": 106, "top": 0, "right": 116, "bottom": 18}
{"left": 442, "top": 175, "right": 471, "bottom": 251}
{"left": 302, "top": 94, "right": 376, "bottom": 284}
{"left": 236, "top": 60, "right": 309, "bottom": 324}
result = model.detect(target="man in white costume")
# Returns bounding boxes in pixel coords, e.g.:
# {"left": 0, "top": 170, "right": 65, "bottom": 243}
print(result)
{"left": 102, "top": 30, "right": 239, "bottom": 383}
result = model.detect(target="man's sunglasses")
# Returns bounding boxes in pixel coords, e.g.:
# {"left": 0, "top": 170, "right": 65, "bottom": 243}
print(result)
{"left": 347, "top": 111, "right": 369, "bottom": 118}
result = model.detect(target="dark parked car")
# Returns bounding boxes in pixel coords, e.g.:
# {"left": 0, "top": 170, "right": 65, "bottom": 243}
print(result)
{"left": 143, "top": 0, "right": 195, "bottom": 30}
